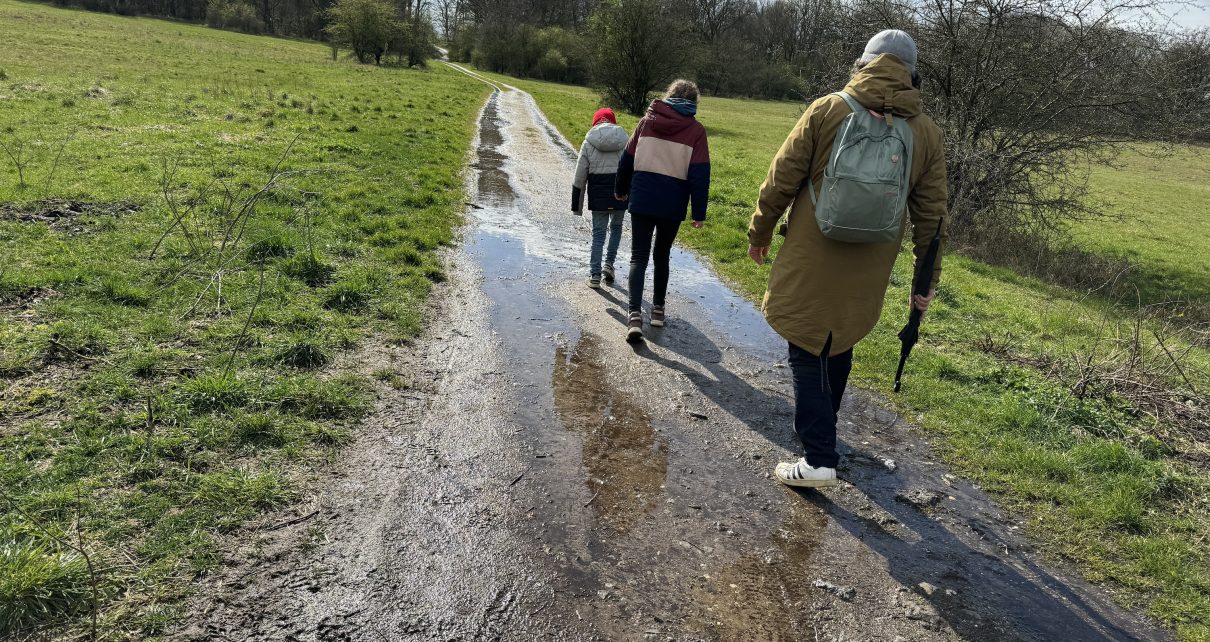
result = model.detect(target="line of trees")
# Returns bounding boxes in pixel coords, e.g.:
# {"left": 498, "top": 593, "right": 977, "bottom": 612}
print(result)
{"left": 48, "top": 0, "right": 333, "bottom": 38}
{"left": 44, "top": 0, "right": 438, "bottom": 66}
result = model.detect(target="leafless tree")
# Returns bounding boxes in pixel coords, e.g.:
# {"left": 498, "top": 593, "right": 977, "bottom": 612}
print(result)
{"left": 434, "top": 0, "right": 461, "bottom": 38}
{"left": 591, "top": 0, "right": 692, "bottom": 115}
{"left": 682, "top": 0, "right": 751, "bottom": 44}
{"left": 851, "top": 0, "right": 1210, "bottom": 242}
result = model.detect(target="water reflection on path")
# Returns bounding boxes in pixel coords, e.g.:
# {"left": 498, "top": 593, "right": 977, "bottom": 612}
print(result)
{"left": 553, "top": 333, "right": 668, "bottom": 533}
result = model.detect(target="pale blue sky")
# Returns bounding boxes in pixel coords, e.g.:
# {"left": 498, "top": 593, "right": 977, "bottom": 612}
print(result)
{"left": 1172, "top": 3, "right": 1210, "bottom": 28}
{"left": 1166, "top": 2, "right": 1205, "bottom": 28}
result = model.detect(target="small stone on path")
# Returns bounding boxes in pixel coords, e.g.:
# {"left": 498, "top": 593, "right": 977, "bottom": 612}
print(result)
{"left": 896, "top": 488, "right": 944, "bottom": 508}
{"left": 813, "top": 579, "right": 856, "bottom": 601}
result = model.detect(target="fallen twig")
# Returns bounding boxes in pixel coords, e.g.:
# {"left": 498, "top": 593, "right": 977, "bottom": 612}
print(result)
{"left": 48, "top": 338, "right": 113, "bottom": 366}
{"left": 267, "top": 510, "right": 319, "bottom": 531}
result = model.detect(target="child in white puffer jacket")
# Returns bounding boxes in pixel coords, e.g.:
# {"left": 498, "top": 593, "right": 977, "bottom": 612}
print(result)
{"left": 572, "top": 108, "right": 629, "bottom": 289}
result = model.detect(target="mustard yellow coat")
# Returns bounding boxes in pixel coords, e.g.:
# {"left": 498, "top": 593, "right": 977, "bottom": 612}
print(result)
{"left": 748, "top": 54, "right": 949, "bottom": 355}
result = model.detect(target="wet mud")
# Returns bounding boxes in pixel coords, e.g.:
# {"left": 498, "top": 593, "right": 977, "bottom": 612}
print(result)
{"left": 0, "top": 285, "right": 58, "bottom": 314}
{"left": 553, "top": 333, "right": 668, "bottom": 534}
{"left": 473, "top": 92, "right": 515, "bottom": 203}
{"left": 179, "top": 75, "right": 1174, "bottom": 641}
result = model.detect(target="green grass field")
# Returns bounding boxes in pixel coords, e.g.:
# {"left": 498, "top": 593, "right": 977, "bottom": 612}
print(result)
{"left": 488, "top": 72, "right": 1210, "bottom": 640}
{"left": 0, "top": 2, "right": 487, "bottom": 637}
{"left": 1081, "top": 145, "right": 1210, "bottom": 310}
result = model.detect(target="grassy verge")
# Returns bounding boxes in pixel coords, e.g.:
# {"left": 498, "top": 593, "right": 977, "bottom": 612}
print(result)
{"left": 1078, "top": 145, "right": 1210, "bottom": 310}
{"left": 0, "top": 2, "right": 487, "bottom": 638}
{"left": 487, "top": 72, "right": 1210, "bottom": 640}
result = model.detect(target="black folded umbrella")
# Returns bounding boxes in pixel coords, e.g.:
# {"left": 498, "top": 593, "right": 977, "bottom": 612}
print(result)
{"left": 894, "top": 222, "right": 944, "bottom": 393}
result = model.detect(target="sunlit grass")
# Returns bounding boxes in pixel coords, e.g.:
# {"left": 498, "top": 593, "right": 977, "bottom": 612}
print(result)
{"left": 0, "top": 1, "right": 488, "bottom": 637}
{"left": 1079, "top": 144, "right": 1210, "bottom": 309}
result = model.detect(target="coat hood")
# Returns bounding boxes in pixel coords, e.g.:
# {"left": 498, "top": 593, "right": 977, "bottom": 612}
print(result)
{"left": 586, "top": 122, "right": 629, "bottom": 152}
{"left": 843, "top": 53, "right": 922, "bottom": 118}
{"left": 644, "top": 99, "right": 698, "bottom": 137}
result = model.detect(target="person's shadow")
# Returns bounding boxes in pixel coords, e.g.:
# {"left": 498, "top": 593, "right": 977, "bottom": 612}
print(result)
{"left": 594, "top": 285, "right": 628, "bottom": 311}
{"left": 797, "top": 459, "right": 1164, "bottom": 641}
{"left": 604, "top": 311, "right": 822, "bottom": 455}
{"left": 602, "top": 312, "right": 1164, "bottom": 640}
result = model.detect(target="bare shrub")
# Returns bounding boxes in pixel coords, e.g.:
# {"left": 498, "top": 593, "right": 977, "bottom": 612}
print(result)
{"left": 150, "top": 135, "right": 310, "bottom": 321}
{"left": 980, "top": 298, "right": 1209, "bottom": 458}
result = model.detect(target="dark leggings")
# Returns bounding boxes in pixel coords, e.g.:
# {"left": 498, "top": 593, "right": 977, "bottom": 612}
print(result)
{"left": 628, "top": 214, "right": 682, "bottom": 313}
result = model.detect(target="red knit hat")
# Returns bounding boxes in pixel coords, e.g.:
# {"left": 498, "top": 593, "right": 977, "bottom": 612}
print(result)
{"left": 592, "top": 107, "right": 617, "bottom": 126}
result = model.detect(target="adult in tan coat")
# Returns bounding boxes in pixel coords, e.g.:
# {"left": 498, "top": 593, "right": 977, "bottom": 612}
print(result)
{"left": 746, "top": 30, "right": 948, "bottom": 488}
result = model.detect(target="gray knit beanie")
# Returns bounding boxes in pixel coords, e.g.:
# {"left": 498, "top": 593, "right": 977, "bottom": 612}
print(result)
{"left": 859, "top": 29, "right": 918, "bottom": 74}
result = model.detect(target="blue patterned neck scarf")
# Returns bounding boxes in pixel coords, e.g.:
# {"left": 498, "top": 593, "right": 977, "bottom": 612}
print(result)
{"left": 663, "top": 98, "right": 697, "bottom": 117}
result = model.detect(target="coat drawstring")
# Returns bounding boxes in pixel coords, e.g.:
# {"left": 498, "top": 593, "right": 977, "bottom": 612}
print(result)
{"left": 819, "top": 332, "right": 833, "bottom": 396}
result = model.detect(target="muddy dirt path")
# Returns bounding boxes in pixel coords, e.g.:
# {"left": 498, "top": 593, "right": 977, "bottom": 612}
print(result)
{"left": 180, "top": 84, "right": 1171, "bottom": 641}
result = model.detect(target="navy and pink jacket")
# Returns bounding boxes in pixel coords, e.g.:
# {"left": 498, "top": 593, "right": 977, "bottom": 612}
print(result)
{"left": 615, "top": 100, "right": 711, "bottom": 222}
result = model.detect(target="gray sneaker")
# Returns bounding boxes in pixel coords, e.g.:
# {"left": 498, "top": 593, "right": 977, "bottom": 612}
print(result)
{"left": 602, "top": 263, "right": 616, "bottom": 283}
{"left": 626, "top": 311, "right": 643, "bottom": 342}
{"left": 650, "top": 305, "right": 665, "bottom": 327}
{"left": 589, "top": 276, "right": 601, "bottom": 289}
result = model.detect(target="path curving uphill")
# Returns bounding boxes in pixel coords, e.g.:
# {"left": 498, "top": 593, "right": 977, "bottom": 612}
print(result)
{"left": 179, "top": 77, "right": 1171, "bottom": 641}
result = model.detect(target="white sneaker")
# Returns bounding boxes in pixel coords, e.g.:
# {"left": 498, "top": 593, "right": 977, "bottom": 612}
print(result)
{"left": 774, "top": 458, "right": 838, "bottom": 488}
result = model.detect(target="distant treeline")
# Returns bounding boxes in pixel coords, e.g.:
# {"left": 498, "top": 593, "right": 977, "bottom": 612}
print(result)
{"left": 444, "top": 0, "right": 1210, "bottom": 104}
{"left": 46, "top": 0, "right": 336, "bottom": 39}
{"left": 444, "top": 0, "right": 844, "bottom": 98}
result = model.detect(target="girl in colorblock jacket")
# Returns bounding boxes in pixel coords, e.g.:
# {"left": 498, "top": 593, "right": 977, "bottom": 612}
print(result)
{"left": 614, "top": 79, "right": 711, "bottom": 342}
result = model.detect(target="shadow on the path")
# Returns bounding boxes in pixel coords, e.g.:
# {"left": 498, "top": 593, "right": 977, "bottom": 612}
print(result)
{"left": 623, "top": 315, "right": 802, "bottom": 453}
{"left": 593, "top": 286, "right": 628, "bottom": 310}
{"left": 800, "top": 467, "right": 1156, "bottom": 642}
{"left": 609, "top": 312, "right": 1157, "bottom": 641}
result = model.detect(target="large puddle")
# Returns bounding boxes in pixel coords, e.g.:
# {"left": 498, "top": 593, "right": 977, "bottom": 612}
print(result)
{"left": 553, "top": 333, "right": 668, "bottom": 533}
{"left": 458, "top": 85, "right": 845, "bottom": 639}
{"left": 474, "top": 92, "right": 515, "bottom": 203}
{"left": 468, "top": 91, "right": 782, "bottom": 363}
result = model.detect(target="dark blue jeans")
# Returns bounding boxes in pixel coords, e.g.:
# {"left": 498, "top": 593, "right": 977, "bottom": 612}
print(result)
{"left": 788, "top": 341, "right": 853, "bottom": 468}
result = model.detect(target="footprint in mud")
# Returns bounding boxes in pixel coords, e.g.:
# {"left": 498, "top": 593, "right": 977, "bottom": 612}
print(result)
{"left": 691, "top": 503, "right": 828, "bottom": 641}
{"left": 552, "top": 333, "right": 669, "bottom": 533}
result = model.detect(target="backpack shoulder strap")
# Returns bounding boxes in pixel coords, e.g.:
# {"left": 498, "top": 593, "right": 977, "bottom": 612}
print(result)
{"left": 809, "top": 91, "right": 864, "bottom": 205}
{"left": 834, "top": 91, "right": 863, "bottom": 114}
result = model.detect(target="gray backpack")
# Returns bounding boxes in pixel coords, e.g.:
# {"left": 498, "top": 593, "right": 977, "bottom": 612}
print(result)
{"left": 808, "top": 91, "right": 914, "bottom": 244}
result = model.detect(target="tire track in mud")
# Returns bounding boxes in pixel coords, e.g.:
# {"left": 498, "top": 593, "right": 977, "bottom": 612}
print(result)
{"left": 178, "top": 82, "right": 1173, "bottom": 641}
